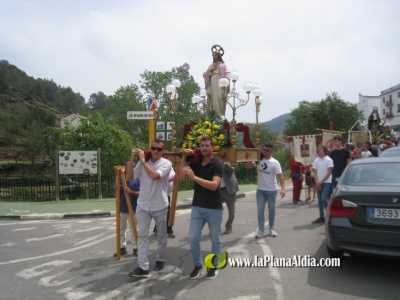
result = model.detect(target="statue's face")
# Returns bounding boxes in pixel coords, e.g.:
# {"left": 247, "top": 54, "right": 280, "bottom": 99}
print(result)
{"left": 212, "top": 52, "right": 219, "bottom": 62}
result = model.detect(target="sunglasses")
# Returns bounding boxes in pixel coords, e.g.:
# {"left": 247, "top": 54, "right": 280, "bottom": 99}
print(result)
{"left": 150, "top": 146, "right": 164, "bottom": 152}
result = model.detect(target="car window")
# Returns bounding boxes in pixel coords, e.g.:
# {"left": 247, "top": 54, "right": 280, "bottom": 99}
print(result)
{"left": 380, "top": 149, "right": 400, "bottom": 157}
{"left": 343, "top": 162, "right": 400, "bottom": 185}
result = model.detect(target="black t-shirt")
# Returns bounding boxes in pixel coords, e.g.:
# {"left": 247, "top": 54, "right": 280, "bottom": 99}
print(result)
{"left": 330, "top": 148, "right": 350, "bottom": 176}
{"left": 190, "top": 157, "right": 224, "bottom": 209}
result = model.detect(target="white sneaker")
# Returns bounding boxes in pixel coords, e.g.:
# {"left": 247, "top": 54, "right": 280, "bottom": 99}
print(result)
{"left": 255, "top": 229, "right": 264, "bottom": 239}
{"left": 270, "top": 229, "right": 277, "bottom": 237}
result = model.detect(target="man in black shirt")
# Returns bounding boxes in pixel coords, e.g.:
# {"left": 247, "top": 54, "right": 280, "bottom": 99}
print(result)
{"left": 180, "top": 136, "right": 224, "bottom": 280}
{"left": 330, "top": 135, "right": 351, "bottom": 189}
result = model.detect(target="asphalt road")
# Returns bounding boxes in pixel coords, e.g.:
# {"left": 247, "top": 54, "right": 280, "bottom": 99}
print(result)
{"left": 1, "top": 193, "right": 400, "bottom": 300}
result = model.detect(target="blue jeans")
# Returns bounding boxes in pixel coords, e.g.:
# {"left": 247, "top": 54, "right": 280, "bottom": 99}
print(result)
{"left": 189, "top": 206, "right": 223, "bottom": 267}
{"left": 256, "top": 189, "right": 277, "bottom": 233}
{"left": 316, "top": 183, "right": 332, "bottom": 218}
{"left": 332, "top": 175, "right": 340, "bottom": 190}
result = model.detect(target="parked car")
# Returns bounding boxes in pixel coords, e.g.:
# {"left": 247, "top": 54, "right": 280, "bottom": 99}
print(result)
{"left": 325, "top": 157, "right": 400, "bottom": 258}
{"left": 379, "top": 147, "right": 400, "bottom": 158}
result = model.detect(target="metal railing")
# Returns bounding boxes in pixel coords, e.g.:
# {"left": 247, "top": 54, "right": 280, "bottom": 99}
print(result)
{"left": 0, "top": 163, "right": 257, "bottom": 201}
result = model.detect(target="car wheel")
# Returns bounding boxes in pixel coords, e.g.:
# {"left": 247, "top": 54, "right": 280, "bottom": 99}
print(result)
{"left": 327, "top": 246, "right": 342, "bottom": 258}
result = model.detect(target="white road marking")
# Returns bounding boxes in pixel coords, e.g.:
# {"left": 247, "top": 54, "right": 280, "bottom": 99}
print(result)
{"left": 93, "top": 290, "right": 121, "bottom": 300}
{"left": 0, "top": 233, "right": 113, "bottom": 265}
{"left": 57, "top": 287, "right": 92, "bottom": 300}
{"left": 0, "top": 242, "right": 17, "bottom": 246}
{"left": 26, "top": 234, "right": 64, "bottom": 242}
{"left": 39, "top": 272, "right": 72, "bottom": 287}
{"left": 16, "top": 260, "right": 72, "bottom": 279}
{"left": 228, "top": 297, "right": 260, "bottom": 300}
{"left": 13, "top": 227, "right": 37, "bottom": 231}
{"left": 72, "top": 233, "right": 108, "bottom": 246}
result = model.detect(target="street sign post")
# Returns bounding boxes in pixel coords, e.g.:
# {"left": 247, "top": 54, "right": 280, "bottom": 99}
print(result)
{"left": 127, "top": 111, "right": 156, "bottom": 120}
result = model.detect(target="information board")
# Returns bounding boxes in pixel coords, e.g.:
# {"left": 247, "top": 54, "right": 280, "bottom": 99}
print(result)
{"left": 58, "top": 151, "right": 98, "bottom": 175}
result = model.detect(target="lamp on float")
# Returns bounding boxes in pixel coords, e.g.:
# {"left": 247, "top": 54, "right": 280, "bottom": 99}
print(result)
{"left": 253, "top": 89, "right": 263, "bottom": 149}
{"left": 218, "top": 71, "right": 261, "bottom": 160}
{"left": 165, "top": 78, "right": 181, "bottom": 151}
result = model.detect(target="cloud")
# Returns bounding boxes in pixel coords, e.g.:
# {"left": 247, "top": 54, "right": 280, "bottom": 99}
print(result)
{"left": 1, "top": 0, "right": 399, "bottom": 122}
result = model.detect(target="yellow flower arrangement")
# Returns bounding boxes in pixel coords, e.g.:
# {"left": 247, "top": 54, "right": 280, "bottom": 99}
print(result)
{"left": 181, "top": 118, "right": 226, "bottom": 150}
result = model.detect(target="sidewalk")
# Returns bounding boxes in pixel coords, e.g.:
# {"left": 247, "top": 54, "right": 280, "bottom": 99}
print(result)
{"left": 0, "top": 183, "right": 294, "bottom": 220}
{"left": 0, "top": 184, "right": 258, "bottom": 220}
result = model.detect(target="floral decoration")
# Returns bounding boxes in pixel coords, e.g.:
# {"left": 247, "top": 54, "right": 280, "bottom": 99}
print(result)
{"left": 181, "top": 118, "right": 226, "bottom": 151}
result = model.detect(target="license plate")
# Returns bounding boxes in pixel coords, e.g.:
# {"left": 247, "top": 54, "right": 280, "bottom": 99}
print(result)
{"left": 370, "top": 208, "right": 400, "bottom": 219}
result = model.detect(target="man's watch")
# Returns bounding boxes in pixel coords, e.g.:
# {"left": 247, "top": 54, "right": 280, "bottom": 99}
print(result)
{"left": 141, "top": 160, "right": 146, "bottom": 164}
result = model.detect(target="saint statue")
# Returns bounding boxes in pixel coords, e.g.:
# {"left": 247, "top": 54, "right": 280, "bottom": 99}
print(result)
{"left": 368, "top": 107, "right": 380, "bottom": 130}
{"left": 203, "top": 45, "right": 229, "bottom": 118}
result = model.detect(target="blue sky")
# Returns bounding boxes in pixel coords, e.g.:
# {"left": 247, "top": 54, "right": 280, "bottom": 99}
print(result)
{"left": 1, "top": 0, "right": 399, "bottom": 122}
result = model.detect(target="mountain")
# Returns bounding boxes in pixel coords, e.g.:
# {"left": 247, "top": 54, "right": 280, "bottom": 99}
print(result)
{"left": 0, "top": 60, "right": 88, "bottom": 138}
{"left": 262, "top": 113, "right": 291, "bottom": 133}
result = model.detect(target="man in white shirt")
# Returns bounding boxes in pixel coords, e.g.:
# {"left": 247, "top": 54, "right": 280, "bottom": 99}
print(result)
{"left": 312, "top": 144, "right": 333, "bottom": 224}
{"left": 246, "top": 143, "right": 285, "bottom": 238}
{"left": 127, "top": 138, "right": 172, "bottom": 278}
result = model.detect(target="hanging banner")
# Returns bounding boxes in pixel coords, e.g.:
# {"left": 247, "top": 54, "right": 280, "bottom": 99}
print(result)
{"left": 350, "top": 131, "right": 369, "bottom": 156}
{"left": 322, "top": 131, "right": 337, "bottom": 153}
{"left": 293, "top": 136, "right": 317, "bottom": 166}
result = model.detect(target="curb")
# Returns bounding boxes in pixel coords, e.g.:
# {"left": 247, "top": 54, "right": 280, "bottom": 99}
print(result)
{"left": 0, "top": 188, "right": 289, "bottom": 220}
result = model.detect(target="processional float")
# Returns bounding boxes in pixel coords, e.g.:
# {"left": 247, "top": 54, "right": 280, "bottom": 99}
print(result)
{"left": 114, "top": 45, "right": 263, "bottom": 258}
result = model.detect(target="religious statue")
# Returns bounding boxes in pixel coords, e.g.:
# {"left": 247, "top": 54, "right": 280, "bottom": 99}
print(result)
{"left": 368, "top": 107, "right": 380, "bottom": 130}
{"left": 203, "top": 45, "right": 230, "bottom": 118}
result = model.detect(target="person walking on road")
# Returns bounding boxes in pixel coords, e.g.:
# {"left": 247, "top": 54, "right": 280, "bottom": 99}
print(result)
{"left": 312, "top": 144, "right": 333, "bottom": 224}
{"left": 246, "top": 143, "right": 285, "bottom": 238}
{"left": 220, "top": 162, "right": 239, "bottom": 234}
{"left": 113, "top": 162, "right": 140, "bottom": 258}
{"left": 330, "top": 135, "right": 351, "bottom": 190}
{"left": 127, "top": 138, "right": 172, "bottom": 278}
{"left": 153, "top": 156, "right": 178, "bottom": 239}
{"left": 179, "top": 136, "right": 224, "bottom": 280}
{"left": 289, "top": 156, "right": 304, "bottom": 204}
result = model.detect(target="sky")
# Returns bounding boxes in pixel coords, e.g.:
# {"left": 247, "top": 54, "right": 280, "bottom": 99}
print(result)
{"left": 1, "top": 0, "right": 400, "bottom": 123}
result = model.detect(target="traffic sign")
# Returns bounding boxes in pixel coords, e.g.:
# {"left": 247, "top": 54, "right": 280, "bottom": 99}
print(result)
{"left": 127, "top": 111, "right": 156, "bottom": 120}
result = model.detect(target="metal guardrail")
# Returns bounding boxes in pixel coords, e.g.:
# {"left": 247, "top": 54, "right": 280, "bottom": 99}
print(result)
{"left": 0, "top": 163, "right": 257, "bottom": 201}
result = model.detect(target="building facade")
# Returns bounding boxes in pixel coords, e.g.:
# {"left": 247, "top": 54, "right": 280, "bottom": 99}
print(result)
{"left": 357, "top": 83, "right": 400, "bottom": 136}
{"left": 61, "top": 113, "right": 88, "bottom": 130}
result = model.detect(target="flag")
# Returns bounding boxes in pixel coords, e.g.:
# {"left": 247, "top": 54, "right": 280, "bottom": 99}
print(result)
{"left": 147, "top": 97, "right": 158, "bottom": 111}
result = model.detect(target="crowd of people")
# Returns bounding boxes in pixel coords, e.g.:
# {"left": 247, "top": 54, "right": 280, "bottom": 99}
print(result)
{"left": 116, "top": 133, "right": 398, "bottom": 281}
{"left": 290, "top": 134, "right": 399, "bottom": 224}
{"left": 116, "top": 137, "right": 285, "bottom": 281}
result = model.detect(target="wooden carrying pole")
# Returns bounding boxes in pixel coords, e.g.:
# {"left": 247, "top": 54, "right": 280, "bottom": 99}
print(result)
{"left": 114, "top": 166, "right": 121, "bottom": 260}
{"left": 168, "top": 160, "right": 180, "bottom": 227}
{"left": 114, "top": 166, "right": 138, "bottom": 260}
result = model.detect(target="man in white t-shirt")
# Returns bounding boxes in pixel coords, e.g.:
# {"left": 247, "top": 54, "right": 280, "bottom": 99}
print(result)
{"left": 312, "top": 144, "right": 333, "bottom": 224}
{"left": 127, "top": 138, "right": 172, "bottom": 278}
{"left": 246, "top": 143, "right": 285, "bottom": 238}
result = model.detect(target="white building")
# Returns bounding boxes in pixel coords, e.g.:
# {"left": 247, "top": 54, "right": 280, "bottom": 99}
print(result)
{"left": 357, "top": 94, "right": 380, "bottom": 122}
{"left": 357, "top": 83, "right": 400, "bottom": 136}
{"left": 381, "top": 83, "right": 400, "bottom": 134}
{"left": 61, "top": 113, "right": 88, "bottom": 130}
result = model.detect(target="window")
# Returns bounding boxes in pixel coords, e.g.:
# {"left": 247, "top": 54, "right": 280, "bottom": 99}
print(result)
{"left": 382, "top": 97, "right": 385, "bottom": 103}
{"left": 398, "top": 91, "right": 400, "bottom": 97}
{"left": 398, "top": 104, "right": 400, "bottom": 113}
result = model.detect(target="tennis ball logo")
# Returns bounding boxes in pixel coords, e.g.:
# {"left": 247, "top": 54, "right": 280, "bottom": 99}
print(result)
{"left": 204, "top": 251, "right": 227, "bottom": 270}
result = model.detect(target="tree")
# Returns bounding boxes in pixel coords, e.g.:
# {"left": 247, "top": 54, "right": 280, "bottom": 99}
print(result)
{"left": 284, "top": 92, "right": 362, "bottom": 138}
{"left": 139, "top": 63, "right": 200, "bottom": 149}
{"left": 107, "top": 84, "right": 148, "bottom": 145}
{"left": 59, "top": 113, "right": 137, "bottom": 176}
{"left": 87, "top": 91, "right": 109, "bottom": 111}
{"left": 23, "top": 124, "right": 46, "bottom": 164}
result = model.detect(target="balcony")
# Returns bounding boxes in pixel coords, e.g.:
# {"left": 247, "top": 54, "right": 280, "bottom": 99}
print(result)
{"left": 386, "top": 112, "right": 393, "bottom": 118}
{"left": 385, "top": 100, "right": 393, "bottom": 107}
